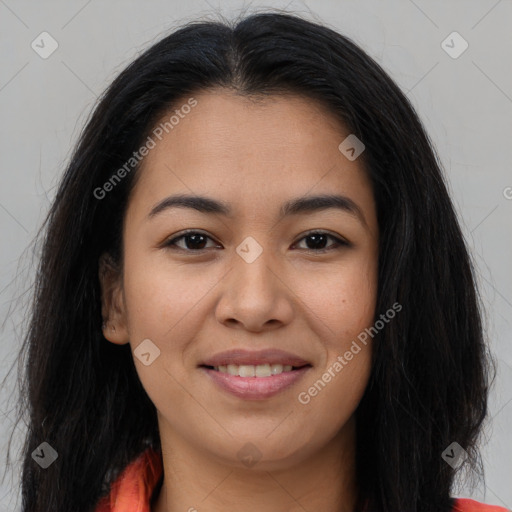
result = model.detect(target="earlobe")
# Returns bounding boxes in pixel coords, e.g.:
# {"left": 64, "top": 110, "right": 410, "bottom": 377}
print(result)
{"left": 101, "top": 320, "right": 127, "bottom": 344}
{"left": 98, "top": 252, "right": 130, "bottom": 345}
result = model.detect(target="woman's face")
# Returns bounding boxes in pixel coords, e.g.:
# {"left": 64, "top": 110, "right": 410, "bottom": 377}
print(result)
{"left": 101, "top": 89, "right": 379, "bottom": 469}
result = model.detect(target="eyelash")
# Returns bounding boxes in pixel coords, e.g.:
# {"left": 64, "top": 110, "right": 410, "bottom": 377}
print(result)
{"left": 162, "top": 229, "right": 349, "bottom": 254}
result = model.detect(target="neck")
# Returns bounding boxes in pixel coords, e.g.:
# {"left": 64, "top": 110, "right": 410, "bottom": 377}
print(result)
{"left": 153, "top": 416, "right": 360, "bottom": 512}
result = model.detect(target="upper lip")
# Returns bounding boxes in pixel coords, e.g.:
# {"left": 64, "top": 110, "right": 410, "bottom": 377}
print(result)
{"left": 200, "top": 349, "right": 312, "bottom": 367}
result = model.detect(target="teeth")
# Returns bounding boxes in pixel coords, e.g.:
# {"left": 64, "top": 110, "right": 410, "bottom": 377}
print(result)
{"left": 215, "top": 363, "right": 294, "bottom": 377}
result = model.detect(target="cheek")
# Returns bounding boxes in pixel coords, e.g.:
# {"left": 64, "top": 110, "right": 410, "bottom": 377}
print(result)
{"left": 297, "top": 263, "right": 375, "bottom": 431}
{"left": 298, "top": 255, "right": 378, "bottom": 340}
{"left": 122, "top": 251, "right": 213, "bottom": 342}
{"left": 120, "top": 254, "right": 210, "bottom": 413}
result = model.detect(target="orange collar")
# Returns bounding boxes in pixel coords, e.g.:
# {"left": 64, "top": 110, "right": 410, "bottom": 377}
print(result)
{"left": 94, "top": 447, "right": 163, "bottom": 512}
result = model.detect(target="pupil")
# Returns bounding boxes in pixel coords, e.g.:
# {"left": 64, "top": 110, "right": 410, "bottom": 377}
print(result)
{"left": 307, "top": 234, "right": 326, "bottom": 249}
{"left": 187, "top": 234, "right": 206, "bottom": 249}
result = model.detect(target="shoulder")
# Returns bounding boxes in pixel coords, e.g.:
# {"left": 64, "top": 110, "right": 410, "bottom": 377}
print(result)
{"left": 452, "top": 498, "right": 510, "bottom": 512}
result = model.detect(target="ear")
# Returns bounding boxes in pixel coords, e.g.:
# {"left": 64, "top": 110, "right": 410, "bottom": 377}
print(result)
{"left": 98, "top": 252, "right": 130, "bottom": 345}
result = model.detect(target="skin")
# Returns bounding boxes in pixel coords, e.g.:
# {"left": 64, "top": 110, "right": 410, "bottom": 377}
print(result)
{"left": 100, "top": 89, "right": 379, "bottom": 512}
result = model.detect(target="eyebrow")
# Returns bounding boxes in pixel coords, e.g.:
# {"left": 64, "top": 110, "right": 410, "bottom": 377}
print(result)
{"left": 148, "top": 193, "right": 367, "bottom": 227}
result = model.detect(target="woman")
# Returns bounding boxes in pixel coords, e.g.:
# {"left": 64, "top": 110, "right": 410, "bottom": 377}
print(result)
{"left": 6, "top": 11, "right": 508, "bottom": 512}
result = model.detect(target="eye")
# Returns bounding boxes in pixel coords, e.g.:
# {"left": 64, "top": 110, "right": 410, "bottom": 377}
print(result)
{"left": 292, "top": 231, "right": 349, "bottom": 253}
{"left": 162, "top": 230, "right": 349, "bottom": 253}
{"left": 163, "top": 230, "right": 220, "bottom": 252}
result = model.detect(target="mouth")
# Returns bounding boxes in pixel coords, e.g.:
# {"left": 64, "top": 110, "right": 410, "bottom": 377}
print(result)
{"left": 199, "top": 362, "right": 312, "bottom": 400}
{"left": 199, "top": 348, "right": 313, "bottom": 399}
{"left": 200, "top": 363, "right": 311, "bottom": 377}
{"left": 199, "top": 348, "right": 312, "bottom": 370}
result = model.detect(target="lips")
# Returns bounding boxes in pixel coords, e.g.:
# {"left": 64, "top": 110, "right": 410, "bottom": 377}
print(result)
{"left": 202, "top": 365, "right": 311, "bottom": 400}
{"left": 199, "top": 348, "right": 313, "bottom": 399}
{"left": 200, "top": 348, "right": 312, "bottom": 368}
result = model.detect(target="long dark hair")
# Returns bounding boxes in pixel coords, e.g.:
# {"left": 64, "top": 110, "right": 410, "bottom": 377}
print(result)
{"left": 2, "top": 10, "right": 495, "bottom": 512}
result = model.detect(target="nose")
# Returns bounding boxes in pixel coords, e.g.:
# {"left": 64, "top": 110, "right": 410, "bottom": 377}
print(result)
{"left": 214, "top": 243, "right": 294, "bottom": 333}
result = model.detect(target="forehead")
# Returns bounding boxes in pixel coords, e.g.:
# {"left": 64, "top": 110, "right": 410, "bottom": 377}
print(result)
{"left": 146, "top": 89, "right": 348, "bottom": 164}
{"left": 127, "top": 89, "right": 375, "bottom": 223}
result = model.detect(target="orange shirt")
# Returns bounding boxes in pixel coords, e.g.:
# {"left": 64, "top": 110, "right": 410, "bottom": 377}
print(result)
{"left": 94, "top": 447, "right": 510, "bottom": 512}
{"left": 94, "top": 447, "right": 163, "bottom": 512}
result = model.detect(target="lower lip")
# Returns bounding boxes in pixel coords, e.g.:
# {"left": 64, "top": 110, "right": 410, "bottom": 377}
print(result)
{"left": 201, "top": 366, "right": 311, "bottom": 400}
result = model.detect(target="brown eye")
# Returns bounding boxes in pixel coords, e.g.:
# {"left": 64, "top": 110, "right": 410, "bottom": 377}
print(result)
{"left": 164, "top": 231, "right": 219, "bottom": 251}
{"left": 163, "top": 230, "right": 349, "bottom": 254}
{"left": 293, "top": 231, "right": 349, "bottom": 253}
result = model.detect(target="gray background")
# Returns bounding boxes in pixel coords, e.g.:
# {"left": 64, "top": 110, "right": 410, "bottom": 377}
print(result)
{"left": 0, "top": 0, "right": 511, "bottom": 510}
